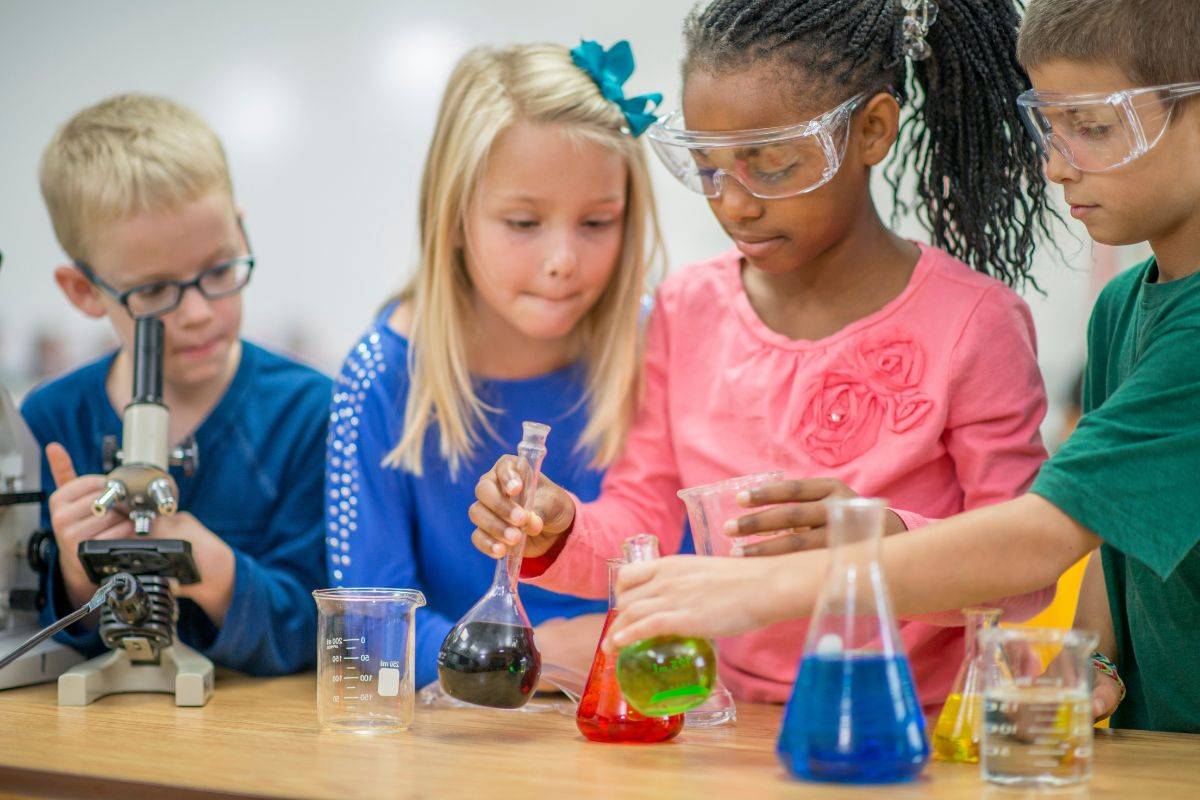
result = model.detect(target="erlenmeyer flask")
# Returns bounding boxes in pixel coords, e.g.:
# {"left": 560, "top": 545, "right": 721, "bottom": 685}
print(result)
{"left": 437, "top": 422, "right": 548, "bottom": 709}
{"left": 777, "top": 497, "right": 929, "bottom": 783}
{"left": 576, "top": 558, "right": 684, "bottom": 743}
{"left": 932, "top": 607, "right": 1002, "bottom": 763}
{"left": 615, "top": 534, "right": 716, "bottom": 716}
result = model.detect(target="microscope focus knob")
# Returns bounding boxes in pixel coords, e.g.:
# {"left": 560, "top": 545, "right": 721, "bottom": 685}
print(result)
{"left": 146, "top": 478, "right": 177, "bottom": 516}
{"left": 27, "top": 529, "right": 55, "bottom": 574}
{"left": 171, "top": 437, "right": 199, "bottom": 478}
{"left": 92, "top": 481, "right": 127, "bottom": 516}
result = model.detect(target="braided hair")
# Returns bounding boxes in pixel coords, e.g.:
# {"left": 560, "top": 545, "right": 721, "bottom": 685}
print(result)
{"left": 683, "top": 0, "right": 1056, "bottom": 289}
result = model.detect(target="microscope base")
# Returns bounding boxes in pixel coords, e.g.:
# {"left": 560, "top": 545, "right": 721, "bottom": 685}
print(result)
{"left": 0, "top": 630, "right": 85, "bottom": 691}
{"left": 57, "top": 642, "right": 214, "bottom": 706}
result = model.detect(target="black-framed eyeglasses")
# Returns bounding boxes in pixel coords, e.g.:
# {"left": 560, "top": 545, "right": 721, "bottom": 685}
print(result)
{"left": 74, "top": 217, "right": 255, "bottom": 319}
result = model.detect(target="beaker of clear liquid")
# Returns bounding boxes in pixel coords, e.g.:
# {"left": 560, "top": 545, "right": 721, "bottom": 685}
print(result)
{"left": 313, "top": 588, "right": 426, "bottom": 733}
{"left": 777, "top": 497, "right": 929, "bottom": 784}
{"left": 979, "top": 627, "right": 1098, "bottom": 788}
{"left": 437, "top": 422, "right": 548, "bottom": 709}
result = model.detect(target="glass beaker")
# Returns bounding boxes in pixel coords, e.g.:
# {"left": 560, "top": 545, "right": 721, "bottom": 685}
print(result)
{"left": 677, "top": 473, "right": 784, "bottom": 728}
{"left": 777, "top": 497, "right": 929, "bottom": 783}
{"left": 437, "top": 422, "right": 548, "bottom": 709}
{"left": 979, "top": 627, "right": 1098, "bottom": 788}
{"left": 932, "top": 607, "right": 1003, "bottom": 763}
{"left": 313, "top": 588, "right": 426, "bottom": 733}
{"left": 615, "top": 534, "right": 717, "bottom": 716}
{"left": 678, "top": 471, "right": 784, "bottom": 557}
{"left": 576, "top": 558, "right": 684, "bottom": 743}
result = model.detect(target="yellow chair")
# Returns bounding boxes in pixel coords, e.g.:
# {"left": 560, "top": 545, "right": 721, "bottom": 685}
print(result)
{"left": 1020, "top": 554, "right": 1090, "bottom": 630}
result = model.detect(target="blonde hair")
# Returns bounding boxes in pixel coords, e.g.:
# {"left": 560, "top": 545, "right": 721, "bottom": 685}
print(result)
{"left": 39, "top": 93, "right": 234, "bottom": 262}
{"left": 386, "top": 43, "right": 664, "bottom": 476}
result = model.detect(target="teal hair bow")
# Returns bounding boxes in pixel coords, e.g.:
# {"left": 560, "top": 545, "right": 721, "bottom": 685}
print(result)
{"left": 570, "top": 39, "right": 662, "bottom": 137}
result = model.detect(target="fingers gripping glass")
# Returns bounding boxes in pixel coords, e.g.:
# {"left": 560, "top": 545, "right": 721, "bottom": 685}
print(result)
{"left": 1017, "top": 82, "right": 1200, "bottom": 173}
{"left": 645, "top": 93, "right": 866, "bottom": 199}
{"left": 74, "top": 218, "right": 255, "bottom": 319}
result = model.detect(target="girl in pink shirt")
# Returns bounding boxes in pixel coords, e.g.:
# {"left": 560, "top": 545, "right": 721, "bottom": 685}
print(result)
{"left": 469, "top": 0, "right": 1060, "bottom": 710}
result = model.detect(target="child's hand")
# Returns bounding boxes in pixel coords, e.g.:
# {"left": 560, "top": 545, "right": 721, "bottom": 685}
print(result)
{"left": 469, "top": 455, "right": 574, "bottom": 559}
{"left": 149, "top": 511, "right": 235, "bottom": 625}
{"left": 729, "top": 478, "right": 905, "bottom": 556}
{"left": 603, "top": 554, "right": 789, "bottom": 651}
{"left": 533, "top": 612, "right": 606, "bottom": 687}
{"left": 1092, "top": 668, "right": 1123, "bottom": 722}
{"left": 45, "top": 443, "right": 135, "bottom": 609}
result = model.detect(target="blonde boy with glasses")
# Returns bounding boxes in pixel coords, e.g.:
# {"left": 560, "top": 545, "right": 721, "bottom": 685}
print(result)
{"left": 21, "top": 93, "right": 329, "bottom": 674}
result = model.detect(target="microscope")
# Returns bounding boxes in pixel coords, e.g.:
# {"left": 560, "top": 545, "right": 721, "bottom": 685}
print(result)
{"left": 53, "top": 316, "right": 213, "bottom": 706}
{"left": 0, "top": 384, "right": 85, "bottom": 689}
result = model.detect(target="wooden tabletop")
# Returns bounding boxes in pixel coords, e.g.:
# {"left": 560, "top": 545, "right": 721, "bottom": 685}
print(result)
{"left": 0, "top": 672, "right": 1197, "bottom": 799}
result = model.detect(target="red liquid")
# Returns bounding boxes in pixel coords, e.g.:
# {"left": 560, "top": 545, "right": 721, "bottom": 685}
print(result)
{"left": 576, "top": 610, "right": 684, "bottom": 743}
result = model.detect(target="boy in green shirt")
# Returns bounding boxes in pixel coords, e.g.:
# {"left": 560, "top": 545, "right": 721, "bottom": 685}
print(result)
{"left": 520, "top": 0, "right": 1200, "bottom": 732}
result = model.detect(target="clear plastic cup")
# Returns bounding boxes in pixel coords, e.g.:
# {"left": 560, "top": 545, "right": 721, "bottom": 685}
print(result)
{"left": 313, "top": 588, "right": 426, "bottom": 733}
{"left": 979, "top": 627, "right": 1099, "bottom": 788}
{"left": 678, "top": 471, "right": 785, "bottom": 557}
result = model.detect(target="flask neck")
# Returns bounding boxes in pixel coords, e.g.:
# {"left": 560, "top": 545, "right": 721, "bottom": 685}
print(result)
{"left": 622, "top": 533, "right": 660, "bottom": 563}
{"left": 807, "top": 498, "right": 904, "bottom": 654}
{"left": 962, "top": 607, "right": 1001, "bottom": 658}
{"left": 606, "top": 559, "right": 622, "bottom": 611}
{"left": 825, "top": 498, "right": 886, "bottom": 557}
{"left": 493, "top": 544, "right": 522, "bottom": 595}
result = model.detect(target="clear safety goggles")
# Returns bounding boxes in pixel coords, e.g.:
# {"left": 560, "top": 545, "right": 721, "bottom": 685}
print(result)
{"left": 1017, "top": 82, "right": 1200, "bottom": 173}
{"left": 645, "top": 93, "right": 866, "bottom": 199}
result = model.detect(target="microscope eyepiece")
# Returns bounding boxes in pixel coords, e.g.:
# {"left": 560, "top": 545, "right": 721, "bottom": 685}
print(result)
{"left": 132, "top": 317, "right": 165, "bottom": 405}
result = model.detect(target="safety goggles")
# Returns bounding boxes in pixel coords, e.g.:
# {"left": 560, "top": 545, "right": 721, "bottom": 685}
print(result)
{"left": 645, "top": 93, "right": 866, "bottom": 199}
{"left": 1017, "top": 82, "right": 1200, "bottom": 173}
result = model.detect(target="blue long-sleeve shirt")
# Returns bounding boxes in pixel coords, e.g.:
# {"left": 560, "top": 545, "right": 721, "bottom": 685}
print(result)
{"left": 326, "top": 308, "right": 610, "bottom": 689}
{"left": 22, "top": 341, "right": 329, "bottom": 675}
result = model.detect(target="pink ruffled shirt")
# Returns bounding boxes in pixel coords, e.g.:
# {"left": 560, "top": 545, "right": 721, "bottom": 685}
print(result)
{"left": 525, "top": 245, "right": 1053, "bottom": 710}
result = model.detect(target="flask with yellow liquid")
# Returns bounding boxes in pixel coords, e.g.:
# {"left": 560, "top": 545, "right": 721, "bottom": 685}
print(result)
{"left": 932, "top": 607, "right": 1002, "bottom": 763}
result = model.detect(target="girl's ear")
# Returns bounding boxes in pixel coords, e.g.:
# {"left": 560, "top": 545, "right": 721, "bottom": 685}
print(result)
{"left": 857, "top": 92, "right": 902, "bottom": 167}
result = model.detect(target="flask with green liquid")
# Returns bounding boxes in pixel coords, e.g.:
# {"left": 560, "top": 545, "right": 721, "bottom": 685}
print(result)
{"left": 615, "top": 534, "right": 716, "bottom": 716}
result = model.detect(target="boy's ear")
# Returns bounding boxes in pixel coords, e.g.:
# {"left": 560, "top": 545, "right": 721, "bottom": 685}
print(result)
{"left": 53, "top": 264, "right": 108, "bottom": 319}
{"left": 857, "top": 92, "right": 901, "bottom": 168}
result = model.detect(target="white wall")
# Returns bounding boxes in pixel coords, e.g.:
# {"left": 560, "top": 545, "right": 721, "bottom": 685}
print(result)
{"left": 0, "top": 0, "right": 1148, "bottom": 441}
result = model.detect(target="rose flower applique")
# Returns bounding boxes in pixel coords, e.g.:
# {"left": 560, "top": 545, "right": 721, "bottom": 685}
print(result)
{"left": 798, "top": 331, "right": 934, "bottom": 466}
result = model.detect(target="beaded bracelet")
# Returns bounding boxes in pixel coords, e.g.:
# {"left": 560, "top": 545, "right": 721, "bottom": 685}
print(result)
{"left": 1090, "top": 651, "right": 1127, "bottom": 709}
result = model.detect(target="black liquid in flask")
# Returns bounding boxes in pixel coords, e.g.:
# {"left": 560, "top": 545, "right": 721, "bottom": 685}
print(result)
{"left": 437, "top": 421, "right": 549, "bottom": 709}
{"left": 437, "top": 621, "right": 541, "bottom": 708}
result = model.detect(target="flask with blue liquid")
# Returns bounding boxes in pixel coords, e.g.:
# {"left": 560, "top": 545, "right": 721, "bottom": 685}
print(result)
{"left": 777, "top": 497, "right": 929, "bottom": 783}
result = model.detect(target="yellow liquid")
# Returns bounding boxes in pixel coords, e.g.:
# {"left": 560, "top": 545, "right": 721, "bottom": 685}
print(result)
{"left": 932, "top": 693, "right": 981, "bottom": 763}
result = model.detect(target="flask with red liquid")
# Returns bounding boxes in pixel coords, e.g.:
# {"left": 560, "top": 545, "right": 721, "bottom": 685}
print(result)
{"left": 576, "top": 557, "right": 684, "bottom": 743}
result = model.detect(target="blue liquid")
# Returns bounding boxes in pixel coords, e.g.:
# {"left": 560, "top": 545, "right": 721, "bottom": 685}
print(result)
{"left": 778, "top": 652, "right": 929, "bottom": 783}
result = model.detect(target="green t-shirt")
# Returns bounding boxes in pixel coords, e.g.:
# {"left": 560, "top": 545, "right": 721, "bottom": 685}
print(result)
{"left": 1032, "top": 258, "right": 1200, "bottom": 733}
